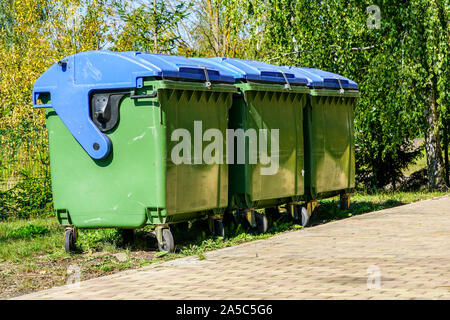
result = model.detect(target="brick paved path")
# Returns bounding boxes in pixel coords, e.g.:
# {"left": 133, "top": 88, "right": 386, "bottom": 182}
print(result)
{"left": 15, "top": 195, "right": 450, "bottom": 299}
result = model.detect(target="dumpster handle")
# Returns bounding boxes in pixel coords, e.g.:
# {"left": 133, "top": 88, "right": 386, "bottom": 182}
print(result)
{"left": 279, "top": 70, "right": 292, "bottom": 91}
{"left": 202, "top": 67, "right": 212, "bottom": 89}
{"left": 334, "top": 76, "right": 345, "bottom": 94}
{"left": 130, "top": 90, "right": 158, "bottom": 99}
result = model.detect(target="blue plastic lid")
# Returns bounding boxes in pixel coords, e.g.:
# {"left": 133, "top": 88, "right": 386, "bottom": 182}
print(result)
{"left": 33, "top": 51, "right": 234, "bottom": 92}
{"left": 123, "top": 52, "right": 235, "bottom": 83}
{"left": 32, "top": 50, "right": 236, "bottom": 161}
{"left": 191, "top": 57, "right": 308, "bottom": 86}
{"left": 282, "top": 66, "right": 359, "bottom": 90}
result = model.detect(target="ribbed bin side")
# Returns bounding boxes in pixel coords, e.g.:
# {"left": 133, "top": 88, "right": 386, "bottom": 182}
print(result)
{"left": 161, "top": 88, "right": 233, "bottom": 216}
{"left": 306, "top": 95, "right": 357, "bottom": 198}
{"left": 228, "top": 84, "right": 308, "bottom": 209}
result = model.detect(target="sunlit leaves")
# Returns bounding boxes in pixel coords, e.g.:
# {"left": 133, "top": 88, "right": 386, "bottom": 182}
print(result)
{"left": 114, "top": 0, "right": 191, "bottom": 54}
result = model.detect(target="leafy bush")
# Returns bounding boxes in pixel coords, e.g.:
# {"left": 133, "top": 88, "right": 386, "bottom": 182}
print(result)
{"left": 356, "top": 143, "right": 423, "bottom": 191}
{"left": 12, "top": 176, "right": 53, "bottom": 218}
{"left": 1, "top": 125, "right": 53, "bottom": 220}
{"left": 0, "top": 176, "right": 52, "bottom": 220}
{"left": 0, "top": 191, "right": 9, "bottom": 220}
{"left": 8, "top": 224, "right": 50, "bottom": 240}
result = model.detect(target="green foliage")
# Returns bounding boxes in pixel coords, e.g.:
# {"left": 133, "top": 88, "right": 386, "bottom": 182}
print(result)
{"left": 155, "top": 250, "right": 168, "bottom": 257}
{"left": 0, "top": 0, "right": 15, "bottom": 44}
{"left": 114, "top": 0, "right": 191, "bottom": 53}
{"left": 184, "top": 0, "right": 261, "bottom": 57}
{"left": 77, "top": 228, "right": 121, "bottom": 252}
{"left": 7, "top": 224, "right": 49, "bottom": 239}
{"left": 257, "top": 0, "right": 449, "bottom": 189}
{"left": 1, "top": 125, "right": 52, "bottom": 220}
{"left": 4, "top": 177, "right": 53, "bottom": 219}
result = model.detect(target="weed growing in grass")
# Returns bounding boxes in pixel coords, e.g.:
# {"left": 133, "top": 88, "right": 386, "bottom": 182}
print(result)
{"left": 77, "top": 229, "right": 121, "bottom": 252}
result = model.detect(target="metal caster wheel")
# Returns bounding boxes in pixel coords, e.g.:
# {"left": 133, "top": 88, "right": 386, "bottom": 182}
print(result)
{"left": 255, "top": 212, "right": 269, "bottom": 234}
{"left": 340, "top": 193, "right": 351, "bottom": 210}
{"left": 213, "top": 219, "right": 225, "bottom": 238}
{"left": 287, "top": 203, "right": 299, "bottom": 221}
{"left": 157, "top": 228, "right": 174, "bottom": 252}
{"left": 300, "top": 206, "right": 310, "bottom": 227}
{"left": 64, "top": 227, "right": 77, "bottom": 253}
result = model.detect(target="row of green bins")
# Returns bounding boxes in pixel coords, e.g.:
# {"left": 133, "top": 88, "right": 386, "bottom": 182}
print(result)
{"left": 194, "top": 57, "right": 311, "bottom": 232}
{"left": 284, "top": 67, "right": 360, "bottom": 219}
{"left": 32, "top": 51, "right": 237, "bottom": 252}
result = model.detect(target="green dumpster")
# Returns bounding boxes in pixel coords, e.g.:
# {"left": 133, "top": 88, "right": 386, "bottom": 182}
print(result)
{"left": 194, "top": 58, "right": 311, "bottom": 232}
{"left": 33, "top": 51, "right": 236, "bottom": 252}
{"left": 286, "top": 67, "right": 360, "bottom": 221}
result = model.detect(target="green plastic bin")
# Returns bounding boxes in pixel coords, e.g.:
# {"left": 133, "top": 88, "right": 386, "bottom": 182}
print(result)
{"left": 286, "top": 67, "right": 360, "bottom": 218}
{"left": 33, "top": 51, "right": 236, "bottom": 252}
{"left": 194, "top": 58, "right": 311, "bottom": 231}
{"left": 305, "top": 89, "right": 360, "bottom": 199}
{"left": 229, "top": 82, "right": 309, "bottom": 209}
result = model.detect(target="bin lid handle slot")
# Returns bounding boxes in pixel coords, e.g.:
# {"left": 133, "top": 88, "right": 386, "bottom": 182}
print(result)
{"left": 130, "top": 89, "right": 158, "bottom": 99}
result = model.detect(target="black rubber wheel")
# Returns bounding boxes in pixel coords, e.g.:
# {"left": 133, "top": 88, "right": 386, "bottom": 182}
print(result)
{"left": 158, "top": 228, "right": 175, "bottom": 252}
{"left": 64, "top": 229, "right": 76, "bottom": 253}
{"left": 300, "top": 206, "right": 310, "bottom": 227}
{"left": 213, "top": 219, "right": 225, "bottom": 238}
{"left": 255, "top": 212, "right": 269, "bottom": 234}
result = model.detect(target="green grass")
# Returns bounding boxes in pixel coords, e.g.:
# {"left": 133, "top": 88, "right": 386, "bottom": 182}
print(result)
{"left": 0, "top": 190, "right": 447, "bottom": 298}
{"left": 313, "top": 191, "right": 446, "bottom": 223}
{"left": 0, "top": 217, "right": 61, "bottom": 261}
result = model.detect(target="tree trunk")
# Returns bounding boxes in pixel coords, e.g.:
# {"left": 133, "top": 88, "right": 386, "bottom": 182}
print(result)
{"left": 424, "top": 80, "right": 445, "bottom": 189}
{"left": 444, "top": 116, "right": 449, "bottom": 186}
{"left": 153, "top": 0, "right": 158, "bottom": 53}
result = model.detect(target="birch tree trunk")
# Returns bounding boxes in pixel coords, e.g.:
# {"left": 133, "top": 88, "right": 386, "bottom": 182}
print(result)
{"left": 424, "top": 79, "right": 446, "bottom": 189}
{"left": 153, "top": 0, "right": 158, "bottom": 53}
